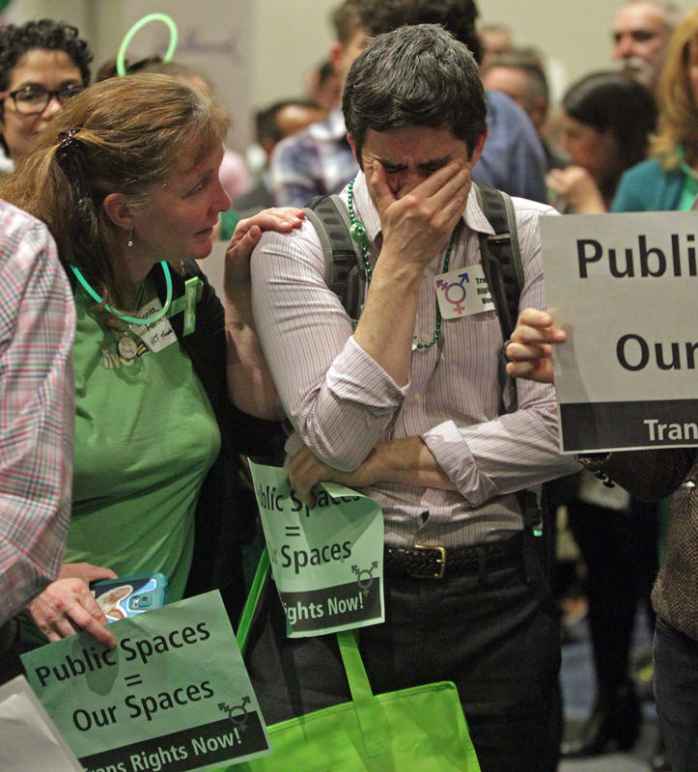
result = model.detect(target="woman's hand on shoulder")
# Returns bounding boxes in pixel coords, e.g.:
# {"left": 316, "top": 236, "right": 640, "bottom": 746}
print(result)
{"left": 224, "top": 208, "right": 305, "bottom": 288}
{"left": 27, "top": 563, "right": 118, "bottom": 648}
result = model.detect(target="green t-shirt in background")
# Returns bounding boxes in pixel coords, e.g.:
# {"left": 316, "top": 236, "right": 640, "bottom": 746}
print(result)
{"left": 678, "top": 169, "right": 698, "bottom": 212}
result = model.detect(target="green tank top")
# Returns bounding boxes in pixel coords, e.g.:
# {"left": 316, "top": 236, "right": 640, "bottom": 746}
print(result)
{"left": 67, "top": 284, "right": 221, "bottom": 602}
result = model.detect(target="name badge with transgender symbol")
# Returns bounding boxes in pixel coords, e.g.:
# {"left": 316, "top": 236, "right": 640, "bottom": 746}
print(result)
{"left": 434, "top": 263, "right": 495, "bottom": 320}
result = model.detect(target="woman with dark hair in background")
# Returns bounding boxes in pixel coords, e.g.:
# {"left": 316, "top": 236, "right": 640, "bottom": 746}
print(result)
{"left": 0, "top": 19, "right": 92, "bottom": 170}
{"left": 547, "top": 70, "right": 657, "bottom": 213}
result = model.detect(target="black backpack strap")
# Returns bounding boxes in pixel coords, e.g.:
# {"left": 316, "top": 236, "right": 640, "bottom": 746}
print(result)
{"left": 474, "top": 183, "right": 523, "bottom": 348}
{"left": 474, "top": 185, "right": 547, "bottom": 553}
{"left": 474, "top": 183, "right": 522, "bottom": 416}
{"left": 304, "top": 194, "right": 365, "bottom": 321}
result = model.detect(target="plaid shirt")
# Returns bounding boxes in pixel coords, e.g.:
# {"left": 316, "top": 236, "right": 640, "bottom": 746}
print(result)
{"left": 271, "top": 109, "right": 355, "bottom": 207}
{"left": 0, "top": 202, "right": 75, "bottom": 624}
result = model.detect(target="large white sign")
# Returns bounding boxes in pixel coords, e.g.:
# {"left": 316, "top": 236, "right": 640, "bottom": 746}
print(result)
{"left": 541, "top": 211, "right": 698, "bottom": 452}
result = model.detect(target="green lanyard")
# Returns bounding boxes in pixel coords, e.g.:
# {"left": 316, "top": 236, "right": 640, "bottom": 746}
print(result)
{"left": 72, "top": 262, "right": 202, "bottom": 335}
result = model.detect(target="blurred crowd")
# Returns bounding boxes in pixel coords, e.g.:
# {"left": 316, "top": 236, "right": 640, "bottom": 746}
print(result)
{"left": 1, "top": 3, "right": 696, "bottom": 771}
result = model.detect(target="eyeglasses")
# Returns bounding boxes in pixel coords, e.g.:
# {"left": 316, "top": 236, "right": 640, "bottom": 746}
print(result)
{"left": 4, "top": 83, "right": 85, "bottom": 115}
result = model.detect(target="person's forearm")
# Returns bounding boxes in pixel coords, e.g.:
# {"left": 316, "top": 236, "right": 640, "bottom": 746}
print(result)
{"left": 287, "top": 436, "right": 455, "bottom": 503}
{"left": 573, "top": 188, "right": 606, "bottom": 214}
{"left": 353, "top": 248, "right": 422, "bottom": 387}
{"left": 251, "top": 229, "right": 407, "bottom": 471}
{"left": 368, "top": 437, "right": 456, "bottom": 489}
{"left": 225, "top": 289, "right": 284, "bottom": 420}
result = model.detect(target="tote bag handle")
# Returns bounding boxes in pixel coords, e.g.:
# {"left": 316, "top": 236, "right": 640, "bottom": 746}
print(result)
{"left": 336, "top": 629, "right": 387, "bottom": 757}
{"left": 239, "top": 549, "right": 388, "bottom": 757}
{"left": 237, "top": 547, "right": 270, "bottom": 655}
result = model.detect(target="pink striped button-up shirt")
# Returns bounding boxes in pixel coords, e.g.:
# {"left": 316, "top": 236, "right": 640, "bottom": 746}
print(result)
{"left": 252, "top": 173, "right": 578, "bottom": 547}
{"left": 0, "top": 202, "right": 75, "bottom": 623}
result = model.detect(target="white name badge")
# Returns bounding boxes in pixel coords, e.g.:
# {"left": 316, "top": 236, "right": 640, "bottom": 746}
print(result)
{"left": 129, "top": 298, "right": 176, "bottom": 352}
{"left": 434, "top": 263, "right": 495, "bottom": 320}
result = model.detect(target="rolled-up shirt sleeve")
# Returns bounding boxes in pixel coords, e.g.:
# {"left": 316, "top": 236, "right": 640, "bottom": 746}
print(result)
{"left": 251, "top": 223, "right": 407, "bottom": 470}
{"left": 423, "top": 381, "right": 577, "bottom": 506}
{"left": 422, "top": 203, "right": 579, "bottom": 505}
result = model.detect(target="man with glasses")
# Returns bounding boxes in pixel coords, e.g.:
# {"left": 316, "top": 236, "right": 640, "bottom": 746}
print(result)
{"left": 0, "top": 19, "right": 91, "bottom": 169}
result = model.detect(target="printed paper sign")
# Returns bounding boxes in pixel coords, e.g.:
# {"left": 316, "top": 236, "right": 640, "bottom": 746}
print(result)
{"left": 541, "top": 211, "right": 698, "bottom": 452}
{"left": 21, "top": 591, "right": 270, "bottom": 771}
{"left": 248, "top": 461, "right": 384, "bottom": 638}
{"left": 434, "top": 263, "right": 495, "bottom": 320}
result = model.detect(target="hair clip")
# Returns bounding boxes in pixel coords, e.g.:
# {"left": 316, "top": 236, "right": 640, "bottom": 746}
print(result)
{"left": 57, "top": 127, "right": 82, "bottom": 153}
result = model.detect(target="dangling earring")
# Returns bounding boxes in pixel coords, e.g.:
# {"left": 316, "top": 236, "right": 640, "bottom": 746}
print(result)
{"left": 127, "top": 229, "right": 134, "bottom": 248}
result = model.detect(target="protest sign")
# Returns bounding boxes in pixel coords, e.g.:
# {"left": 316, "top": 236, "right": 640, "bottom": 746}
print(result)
{"left": 21, "top": 591, "right": 269, "bottom": 771}
{"left": 541, "top": 210, "right": 698, "bottom": 452}
{"left": 248, "top": 461, "right": 384, "bottom": 638}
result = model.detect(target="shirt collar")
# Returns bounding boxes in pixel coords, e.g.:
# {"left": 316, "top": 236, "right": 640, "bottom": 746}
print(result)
{"left": 350, "top": 173, "right": 495, "bottom": 243}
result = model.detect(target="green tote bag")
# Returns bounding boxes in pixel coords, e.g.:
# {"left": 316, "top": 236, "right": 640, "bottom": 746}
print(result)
{"left": 218, "top": 550, "right": 481, "bottom": 772}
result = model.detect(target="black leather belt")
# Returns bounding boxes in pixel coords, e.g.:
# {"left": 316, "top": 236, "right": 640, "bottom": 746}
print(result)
{"left": 384, "top": 532, "right": 524, "bottom": 579}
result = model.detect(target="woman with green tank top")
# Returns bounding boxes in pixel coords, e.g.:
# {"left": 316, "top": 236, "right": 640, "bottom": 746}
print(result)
{"left": 0, "top": 74, "right": 300, "bottom": 652}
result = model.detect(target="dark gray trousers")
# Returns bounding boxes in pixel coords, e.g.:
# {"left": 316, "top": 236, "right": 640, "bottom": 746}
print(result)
{"left": 246, "top": 536, "right": 561, "bottom": 772}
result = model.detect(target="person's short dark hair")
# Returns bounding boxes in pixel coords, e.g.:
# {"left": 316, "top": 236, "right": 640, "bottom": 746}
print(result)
{"left": 482, "top": 48, "right": 550, "bottom": 106}
{"left": 331, "top": 0, "right": 362, "bottom": 44}
{"left": 357, "top": 0, "right": 482, "bottom": 64}
{"left": 563, "top": 70, "right": 658, "bottom": 177}
{"left": 0, "top": 19, "right": 92, "bottom": 93}
{"left": 255, "top": 98, "right": 322, "bottom": 145}
{"left": 343, "top": 23, "right": 487, "bottom": 162}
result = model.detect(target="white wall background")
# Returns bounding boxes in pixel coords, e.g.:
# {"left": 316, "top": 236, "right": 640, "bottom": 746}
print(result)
{"left": 3, "top": 0, "right": 698, "bottom": 149}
